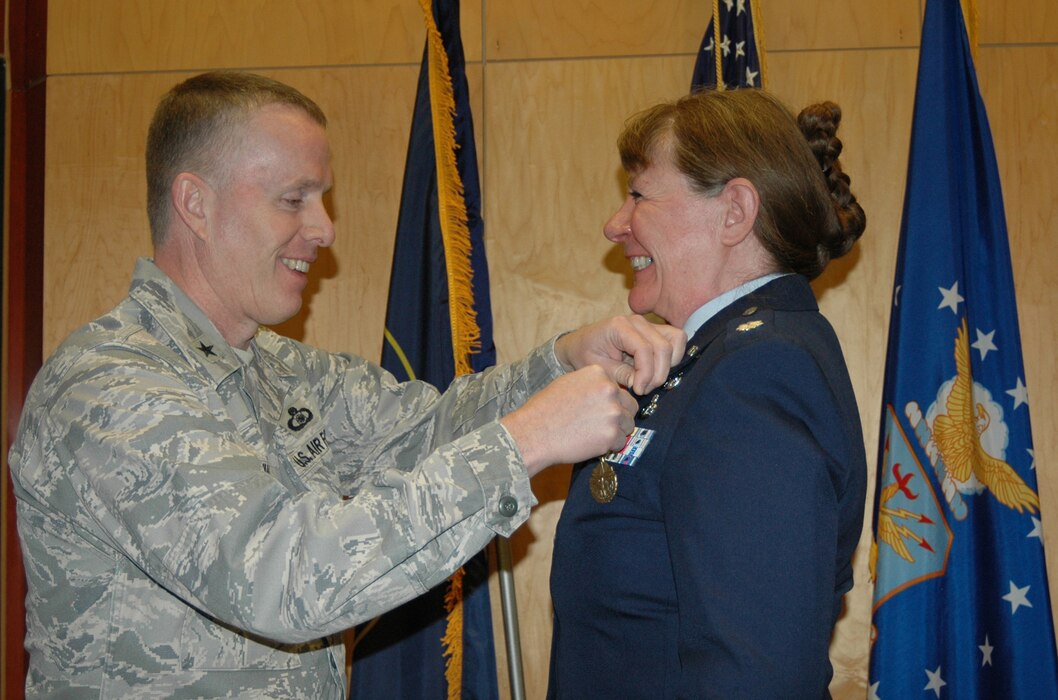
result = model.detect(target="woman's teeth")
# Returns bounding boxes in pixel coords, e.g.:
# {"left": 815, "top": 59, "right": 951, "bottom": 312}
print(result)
{"left": 282, "top": 258, "right": 309, "bottom": 273}
{"left": 631, "top": 256, "right": 653, "bottom": 271}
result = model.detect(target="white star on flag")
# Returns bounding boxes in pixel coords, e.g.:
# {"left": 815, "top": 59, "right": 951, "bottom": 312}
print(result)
{"left": 720, "top": 35, "right": 731, "bottom": 56}
{"left": 971, "top": 328, "right": 997, "bottom": 360}
{"left": 869, "top": 681, "right": 881, "bottom": 700}
{"left": 925, "top": 666, "right": 947, "bottom": 697}
{"left": 736, "top": 0, "right": 746, "bottom": 15}
{"left": 735, "top": 40, "right": 745, "bottom": 58}
{"left": 1003, "top": 580, "right": 1032, "bottom": 614}
{"left": 723, "top": 0, "right": 734, "bottom": 11}
{"left": 1029, "top": 516, "right": 1044, "bottom": 542}
{"left": 745, "top": 66, "right": 758, "bottom": 86}
{"left": 893, "top": 284, "right": 902, "bottom": 307}
{"left": 979, "top": 635, "right": 995, "bottom": 666}
{"left": 1006, "top": 377, "right": 1029, "bottom": 409}
{"left": 938, "top": 281, "right": 964, "bottom": 314}
{"left": 1029, "top": 447, "right": 1036, "bottom": 470}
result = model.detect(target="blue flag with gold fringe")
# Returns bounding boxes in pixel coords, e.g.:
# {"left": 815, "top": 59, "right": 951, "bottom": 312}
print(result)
{"left": 349, "top": 0, "right": 498, "bottom": 697}
{"left": 868, "top": 0, "right": 1058, "bottom": 697}
{"left": 690, "top": 0, "right": 766, "bottom": 91}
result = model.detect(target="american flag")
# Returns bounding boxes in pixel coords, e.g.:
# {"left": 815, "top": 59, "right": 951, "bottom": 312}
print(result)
{"left": 691, "top": 0, "right": 766, "bottom": 92}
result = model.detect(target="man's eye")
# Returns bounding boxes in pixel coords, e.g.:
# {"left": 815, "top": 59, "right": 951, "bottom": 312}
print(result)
{"left": 629, "top": 190, "right": 643, "bottom": 201}
{"left": 283, "top": 197, "right": 304, "bottom": 207}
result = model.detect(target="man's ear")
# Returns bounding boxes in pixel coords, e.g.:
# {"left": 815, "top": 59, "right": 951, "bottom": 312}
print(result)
{"left": 718, "top": 177, "right": 760, "bottom": 246}
{"left": 171, "top": 172, "right": 212, "bottom": 242}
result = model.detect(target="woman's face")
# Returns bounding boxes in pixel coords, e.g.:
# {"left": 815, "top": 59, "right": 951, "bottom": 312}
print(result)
{"left": 603, "top": 154, "right": 729, "bottom": 328}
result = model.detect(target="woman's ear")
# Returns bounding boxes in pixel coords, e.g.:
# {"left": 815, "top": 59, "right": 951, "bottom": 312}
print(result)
{"left": 718, "top": 177, "right": 760, "bottom": 246}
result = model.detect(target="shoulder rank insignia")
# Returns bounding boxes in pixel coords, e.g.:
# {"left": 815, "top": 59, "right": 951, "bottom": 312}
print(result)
{"left": 736, "top": 320, "right": 764, "bottom": 333}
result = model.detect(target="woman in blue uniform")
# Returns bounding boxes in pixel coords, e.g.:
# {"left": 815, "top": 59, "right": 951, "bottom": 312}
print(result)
{"left": 547, "top": 89, "right": 868, "bottom": 699}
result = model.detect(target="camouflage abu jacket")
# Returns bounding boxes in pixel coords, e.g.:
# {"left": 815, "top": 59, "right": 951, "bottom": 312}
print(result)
{"left": 10, "top": 258, "right": 556, "bottom": 698}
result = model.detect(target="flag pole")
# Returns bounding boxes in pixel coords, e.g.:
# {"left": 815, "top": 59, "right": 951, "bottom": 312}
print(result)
{"left": 495, "top": 537, "right": 526, "bottom": 700}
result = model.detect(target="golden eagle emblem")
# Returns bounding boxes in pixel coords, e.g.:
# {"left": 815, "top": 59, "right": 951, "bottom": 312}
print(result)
{"left": 930, "top": 318, "right": 1039, "bottom": 514}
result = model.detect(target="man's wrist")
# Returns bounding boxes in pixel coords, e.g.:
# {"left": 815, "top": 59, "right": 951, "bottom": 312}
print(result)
{"left": 552, "top": 330, "right": 577, "bottom": 372}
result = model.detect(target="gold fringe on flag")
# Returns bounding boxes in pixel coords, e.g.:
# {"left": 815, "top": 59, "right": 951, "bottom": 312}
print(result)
{"left": 441, "top": 563, "right": 466, "bottom": 700}
{"left": 417, "top": 0, "right": 483, "bottom": 697}
{"left": 419, "top": 0, "right": 481, "bottom": 380}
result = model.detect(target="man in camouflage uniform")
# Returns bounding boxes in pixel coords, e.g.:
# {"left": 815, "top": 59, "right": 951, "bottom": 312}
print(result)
{"left": 9, "top": 72, "right": 684, "bottom": 698}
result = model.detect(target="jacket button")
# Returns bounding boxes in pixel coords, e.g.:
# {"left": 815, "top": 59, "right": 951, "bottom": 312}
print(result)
{"left": 498, "top": 496, "right": 518, "bottom": 518}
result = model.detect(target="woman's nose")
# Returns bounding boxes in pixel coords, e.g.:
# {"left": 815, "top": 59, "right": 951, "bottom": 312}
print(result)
{"left": 603, "top": 198, "right": 634, "bottom": 242}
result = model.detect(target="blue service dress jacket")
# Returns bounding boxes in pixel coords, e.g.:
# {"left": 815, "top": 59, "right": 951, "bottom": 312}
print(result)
{"left": 547, "top": 274, "right": 867, "bottom": 699}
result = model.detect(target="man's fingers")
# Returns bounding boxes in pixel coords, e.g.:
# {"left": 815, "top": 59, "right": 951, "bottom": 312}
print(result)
{"left": 622, "top": 319, "right": 686, "bottom": 395}
{"left": 611, "top": 362, "right": 635, "bottom": 391}
{"left": 557, "top": 314, "right": 685, "bottom": 394}
{"left": 660, "top": 324, "right": 688, "bottom": 365}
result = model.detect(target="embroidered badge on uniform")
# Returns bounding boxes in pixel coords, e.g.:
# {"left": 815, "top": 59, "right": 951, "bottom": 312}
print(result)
{"left": 286, "top": 406, "right": 314, "bottom": 431}
{"left": 290, "top": 430, "right": 330, "bottom": 470}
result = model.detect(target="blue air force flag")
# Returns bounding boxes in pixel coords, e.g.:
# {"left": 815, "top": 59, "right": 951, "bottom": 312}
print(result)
{"left": 350, "top": 0, "right": 498, "bottom": 698}
{"left": 868, "top": 0, "right": 1058, "bottom": 698}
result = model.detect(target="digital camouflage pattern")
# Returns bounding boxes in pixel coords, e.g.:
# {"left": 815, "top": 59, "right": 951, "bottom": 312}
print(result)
{"left": 10, "top": 258, "right": 557, "bottom": 698}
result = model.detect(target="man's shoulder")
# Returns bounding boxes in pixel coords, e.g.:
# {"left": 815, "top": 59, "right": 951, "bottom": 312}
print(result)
{"left": 254, "top": 327, "right": 371, "bottom": 377}
{"left": 33, "top": 298, "right": 187, "bottom": 400}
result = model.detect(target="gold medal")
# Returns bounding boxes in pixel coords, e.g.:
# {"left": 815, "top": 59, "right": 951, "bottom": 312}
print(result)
{"left": 590, "top": 458, "right": 618, "bottom": 504}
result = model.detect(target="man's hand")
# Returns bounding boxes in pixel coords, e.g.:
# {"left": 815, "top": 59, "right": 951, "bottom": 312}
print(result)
{"left": 500, "top": 366, "right": 638, "bottom": 477}
{"left": 555, "top": 315, "right": 686, "bottom": 396}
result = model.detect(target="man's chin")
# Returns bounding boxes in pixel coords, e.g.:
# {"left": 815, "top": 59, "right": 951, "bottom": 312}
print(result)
{"left": 261, "top": 300, "right": 304, "bottom": 328}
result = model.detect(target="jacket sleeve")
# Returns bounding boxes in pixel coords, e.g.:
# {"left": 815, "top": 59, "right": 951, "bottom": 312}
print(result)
{"left": 20, "top": 337, "right": 564, "bottom": 644}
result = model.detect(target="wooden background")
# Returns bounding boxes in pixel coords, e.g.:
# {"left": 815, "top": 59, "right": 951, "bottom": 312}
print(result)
{"left": 15, "top": 0, "right": 1058, "bottom": 696}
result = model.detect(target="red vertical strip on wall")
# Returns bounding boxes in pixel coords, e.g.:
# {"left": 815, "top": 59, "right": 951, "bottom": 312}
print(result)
{"left": 4, "top": 0, "right": 47, "bottom": 697}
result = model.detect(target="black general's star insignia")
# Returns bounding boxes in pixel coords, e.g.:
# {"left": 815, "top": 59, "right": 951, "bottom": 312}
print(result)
{"left": 197, "top": 341, "right": 216, "bottom": 358}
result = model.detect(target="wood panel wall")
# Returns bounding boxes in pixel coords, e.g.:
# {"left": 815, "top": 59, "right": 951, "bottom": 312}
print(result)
{"left": 27, "top": 1, "right": 1058, "bottom": 697}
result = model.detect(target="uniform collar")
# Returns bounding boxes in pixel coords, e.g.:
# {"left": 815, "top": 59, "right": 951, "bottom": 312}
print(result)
{"left": 128, "top": 257, "right": 244, "bottom": 388}
{"left": 682, "top": 274, "right": 818, "bottom": 359}
{"left": 682, "top": 272, "right": 789, "bottom": 339}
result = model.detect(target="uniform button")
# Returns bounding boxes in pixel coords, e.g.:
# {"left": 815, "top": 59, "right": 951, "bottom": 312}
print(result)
{"left": 498, "top": 496, "right": 518, "bottom": 518}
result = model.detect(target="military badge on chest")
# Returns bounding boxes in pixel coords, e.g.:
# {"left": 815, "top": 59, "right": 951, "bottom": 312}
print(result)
{"left": 590, "top": 426, "right": 657, "bottom": 503}
{"left": 283, "top": 404, "right": 330, "bottom": 471}
{"left": 287, "top": 406, "right": 314, "bottom": 431}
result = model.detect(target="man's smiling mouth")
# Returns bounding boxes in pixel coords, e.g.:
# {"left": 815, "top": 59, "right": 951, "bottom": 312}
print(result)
{"left": 281, "top": 258, "right": 310, "bottom": 273}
